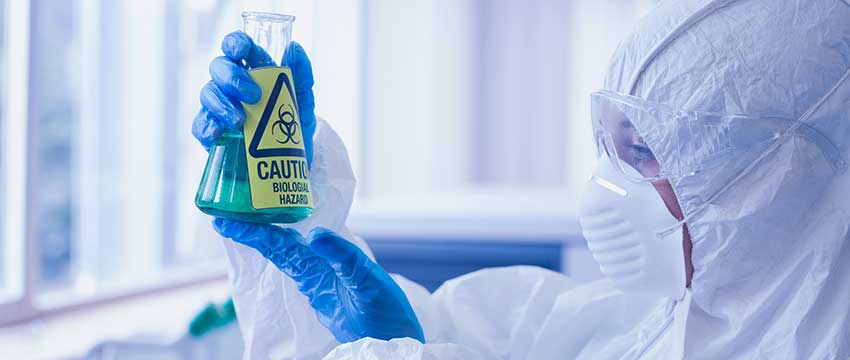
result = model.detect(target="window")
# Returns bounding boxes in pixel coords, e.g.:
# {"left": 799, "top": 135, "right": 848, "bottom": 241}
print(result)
{"left": 30, "top": 0, "right": 76, "bottom": 289}
{"left": 348, "top": 0, "right": 658, "bottom": 222}
{"left": 23, "top": 0, "right": 204, "bottom": 300}
{"left": 0, "top": 0, "right": 28, "bottom": 318}
{"left": 0, "top": 0, "right": 6, "bottom": 292}
{"left": 0, "top": 0, "right": 237, "bottom": 325}
{"left": 0, "top": 0, "right": 6, "bottom": 293}
{"left": 39, "top": 0, "right": 233, "bottom": 299}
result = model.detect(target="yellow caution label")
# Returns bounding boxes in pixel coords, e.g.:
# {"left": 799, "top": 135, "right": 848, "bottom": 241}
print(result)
{"left": 242, "top": 67, "right": 313, "bottom": 210}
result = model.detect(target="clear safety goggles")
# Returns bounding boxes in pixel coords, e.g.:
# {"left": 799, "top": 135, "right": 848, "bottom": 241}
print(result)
{"left": 590, "top": 90, "right": 845, "bottom": 183}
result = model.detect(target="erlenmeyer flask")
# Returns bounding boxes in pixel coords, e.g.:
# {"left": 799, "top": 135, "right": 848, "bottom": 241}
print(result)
{"left": 195, "top": 12, "right": 313, "bottom": 224}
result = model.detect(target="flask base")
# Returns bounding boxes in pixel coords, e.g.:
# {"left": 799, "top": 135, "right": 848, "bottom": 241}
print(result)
{"left": 197, "top": 204, "right": 312, "bottom": 224}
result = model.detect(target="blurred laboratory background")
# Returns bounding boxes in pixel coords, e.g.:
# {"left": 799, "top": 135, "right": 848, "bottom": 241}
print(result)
{"left": 0, "top": 0, "right": 657, "bottom": 358}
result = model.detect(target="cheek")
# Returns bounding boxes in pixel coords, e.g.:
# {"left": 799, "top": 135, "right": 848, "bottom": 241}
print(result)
{"left": 652, "top": 180, "right": 694, "bottom": 285}
{"left": 638, "top": 160, "right": 661, "bottom": 179}
{"left": 652, "top": 180, "right": 684, "bottom": 221}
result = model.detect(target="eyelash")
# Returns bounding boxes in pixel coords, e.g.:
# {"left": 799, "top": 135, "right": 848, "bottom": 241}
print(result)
{"left": 632, "top": 145, "right": 654, "bottom": 162}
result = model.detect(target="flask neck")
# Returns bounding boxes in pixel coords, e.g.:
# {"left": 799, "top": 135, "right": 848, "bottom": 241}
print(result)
{"left": 242, "top": 13, "right": 294, "bottom": 66}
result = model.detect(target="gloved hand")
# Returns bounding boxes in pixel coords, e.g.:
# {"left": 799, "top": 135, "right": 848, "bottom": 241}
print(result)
{"left": 191, "top": 30, "right": 317, "bottom": 167}
{"left": 191, "top": 31, "right": 425, "bottom": 344}
{"left": 214, "top": 220, "right": 426, "bottom": 344}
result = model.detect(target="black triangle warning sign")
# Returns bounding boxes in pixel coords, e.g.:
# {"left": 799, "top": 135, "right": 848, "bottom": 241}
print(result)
{"left": 247, "top": 71, "right": 306, "bottom": 158}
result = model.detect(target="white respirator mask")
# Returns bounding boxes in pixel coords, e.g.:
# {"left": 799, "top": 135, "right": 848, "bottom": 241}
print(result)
{"left": 578, "top": 155, "right": 687, "bottom": 301}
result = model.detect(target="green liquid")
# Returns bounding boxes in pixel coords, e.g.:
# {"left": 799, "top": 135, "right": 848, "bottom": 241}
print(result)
{"left": 195, "top": 132, "right": 312, "bottom": 224}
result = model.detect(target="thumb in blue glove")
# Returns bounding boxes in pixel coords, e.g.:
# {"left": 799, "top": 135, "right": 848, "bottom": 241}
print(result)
{"left": 213, "top": 218, "right": 426, "bottom": 344}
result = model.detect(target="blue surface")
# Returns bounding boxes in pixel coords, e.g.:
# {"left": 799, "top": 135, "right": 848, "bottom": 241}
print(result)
{"left": 366, "top": 238, "right": 563, "bottom": 292}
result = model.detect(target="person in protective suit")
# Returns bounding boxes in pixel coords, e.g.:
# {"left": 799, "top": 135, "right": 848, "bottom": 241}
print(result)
{"left": 192, "top": 0, "right": 850, "bottom": 358}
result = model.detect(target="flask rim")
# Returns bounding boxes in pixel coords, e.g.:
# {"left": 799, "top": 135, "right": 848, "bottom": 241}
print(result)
{"left": 241, "top": 11, "right": 296, "bottom": 23}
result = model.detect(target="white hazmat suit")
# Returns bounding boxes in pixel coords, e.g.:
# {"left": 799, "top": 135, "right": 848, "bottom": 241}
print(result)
{"left": 225, "top": 0, "right": 850, "bottom": 358}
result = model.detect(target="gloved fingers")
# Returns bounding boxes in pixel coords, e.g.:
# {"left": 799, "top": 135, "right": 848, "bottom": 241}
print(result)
{"left": 200, "top": 80, "right": 248, "bottom": 130}
{"left": 213, "top": 217, "right": 276, "bottom": 249}
{"left": 209, "top": 57, "right": 262, "bottom": 104}
{"left": 283, "top": 42, "right": 317, "bottom": 167}
{"left": 192, "top": 109, "right": 222, "bottom": 151}
{"left": 213, "top": 218, "right": 330, "bottom": 282}
{"left": 221, "top": 31, "right": 277, "bottom": 69}
{"left": 303, "top": 123, "right": 314, "bottom": 170}
{"left": 308, "top": 227, "right": 374, "bottom": 288}
{"left": 284, "top": 42, "right": 315, "bottom": 97}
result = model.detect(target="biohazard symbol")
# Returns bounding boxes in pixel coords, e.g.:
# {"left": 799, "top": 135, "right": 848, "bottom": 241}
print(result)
{"left": 271, "top": 104, "right": 300, "bottom": 145}
{"left": 248, "top": 71, "right": 305, "bottom": 159}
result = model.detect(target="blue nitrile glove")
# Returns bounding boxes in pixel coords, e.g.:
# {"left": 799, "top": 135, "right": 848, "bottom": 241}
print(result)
{"left": 192, "top": 32, "right": 424, "bottom": 344}
{"left": 192, "top": 31, "right": 317, "bottom": 168}
{"left": 213, "top": 220, "right": 426, "bottom": 344}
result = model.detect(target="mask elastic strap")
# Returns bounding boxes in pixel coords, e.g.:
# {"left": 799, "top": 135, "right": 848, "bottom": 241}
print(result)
{"left": 672, "top": 67, "right": 850, "bottom": 232}
{"left": 684, "top": 116, "right": 847, "bottom": 175}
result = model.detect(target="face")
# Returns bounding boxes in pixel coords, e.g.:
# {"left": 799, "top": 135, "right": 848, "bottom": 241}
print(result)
{"left": 598, "top": 107, "right": 695, "bottom": 286}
